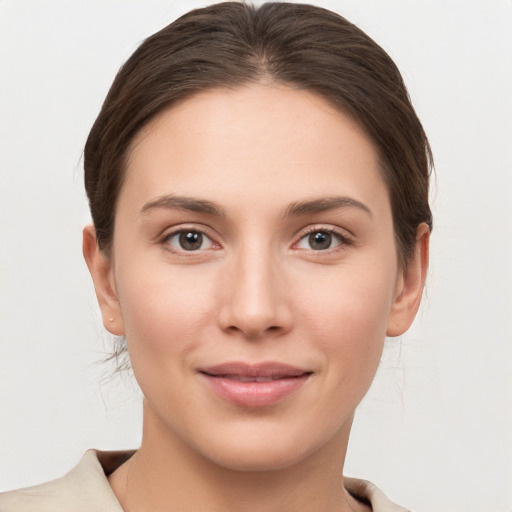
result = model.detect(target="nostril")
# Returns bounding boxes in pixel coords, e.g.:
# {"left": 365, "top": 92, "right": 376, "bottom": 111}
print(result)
{"left": 223, "top": 323, "right": 283, "bottom": 340}
{"left": 217, "top": 284, "right": 294, "bottom": 338}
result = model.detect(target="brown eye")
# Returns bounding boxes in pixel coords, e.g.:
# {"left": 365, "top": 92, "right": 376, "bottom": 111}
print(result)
{"left": 296, "top": 230, "right": 346, "bottom": 251}
{"left": 308, "top": 232, "right": 332, "bottom": 250}
{"left": 179, "top": 231, "right": 203, "bottom": 250}
{"left": 165, "top": 230, "right": 214, "bottom": 251}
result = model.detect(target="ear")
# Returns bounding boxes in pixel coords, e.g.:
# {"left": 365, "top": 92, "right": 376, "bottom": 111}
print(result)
{"left": 82, "top": 225, "right": 125, "bottom": 336}
{"left": 386, "top": 223, "right": 430, "bottom": 337}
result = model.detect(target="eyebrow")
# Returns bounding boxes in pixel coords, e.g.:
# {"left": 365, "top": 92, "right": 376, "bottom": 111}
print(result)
{"left": 140, "top": 195, "right": 226, "bottom": 217}
{"left": 284, "top": 196, "right": 373, "bottom": 217}
{"left": 140, "top": 194, "right": 372, "bottom": 219}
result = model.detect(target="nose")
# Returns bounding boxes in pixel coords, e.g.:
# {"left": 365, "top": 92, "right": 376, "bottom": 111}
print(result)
{"left": 217, "top": 244, "right": 293, "bottom": 340}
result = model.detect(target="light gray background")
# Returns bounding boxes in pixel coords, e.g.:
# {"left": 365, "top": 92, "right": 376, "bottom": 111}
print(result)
{"left": 1, "top": 1, "right": 511, "bottom": 511}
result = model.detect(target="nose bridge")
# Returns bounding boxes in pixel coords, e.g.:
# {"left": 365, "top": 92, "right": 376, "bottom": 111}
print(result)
{"left": 219, "top": 238, "right": 291, "bottom": 338}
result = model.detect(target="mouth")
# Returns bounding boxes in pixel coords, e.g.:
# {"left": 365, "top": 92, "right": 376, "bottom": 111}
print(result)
{"left": 198, "top": 362, "right": 312, "bottom": 407}
{"left": 211, "top": 375, "right": 293, "bottom": 382}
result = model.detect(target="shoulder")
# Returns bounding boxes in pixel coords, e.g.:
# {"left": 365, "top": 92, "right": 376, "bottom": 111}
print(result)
{"left": 0, "top": 450, "right": 129, "bottom": 512}
{"left": 345, "top": 476, "right": 412, "bottom": 512}
{"left": 0, "top": 452, "right": 411, "bottom": 512}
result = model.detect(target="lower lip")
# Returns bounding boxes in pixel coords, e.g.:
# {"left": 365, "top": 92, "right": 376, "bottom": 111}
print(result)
{"left": 200, "top": 374, "right": 310, "bottom": 407}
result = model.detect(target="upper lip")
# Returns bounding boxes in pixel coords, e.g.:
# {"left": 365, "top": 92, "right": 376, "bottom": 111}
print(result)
{"left": 199, "top": 362, "right": 311, "bottom": 379}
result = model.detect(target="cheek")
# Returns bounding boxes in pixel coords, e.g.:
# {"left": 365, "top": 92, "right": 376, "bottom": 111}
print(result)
{"left": 114, "top": 261, "right": 216, "bottom": 370}
{"left": 296, "top": 262, "right": 396, "bottom": 389}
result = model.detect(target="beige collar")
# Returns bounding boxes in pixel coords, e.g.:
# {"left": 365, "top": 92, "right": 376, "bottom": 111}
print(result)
{"left": 0, "top": 449, "right": 410, "bottom": 512}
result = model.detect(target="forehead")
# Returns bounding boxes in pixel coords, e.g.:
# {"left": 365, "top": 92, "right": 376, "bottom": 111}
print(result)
{"left": 121, "top": 83, "right": 389, "bottom": 214}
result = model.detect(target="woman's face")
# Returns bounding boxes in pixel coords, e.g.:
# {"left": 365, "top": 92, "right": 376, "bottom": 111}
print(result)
{"left": 87, "top": 83, "right": 425, "bottom": 471}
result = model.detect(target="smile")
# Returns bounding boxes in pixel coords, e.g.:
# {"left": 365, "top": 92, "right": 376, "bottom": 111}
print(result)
{"left": 221, "top": 376, "right": 285, "bottom": 382}
{"left": 198, "top": 362, "right": 312, "bottom": 407}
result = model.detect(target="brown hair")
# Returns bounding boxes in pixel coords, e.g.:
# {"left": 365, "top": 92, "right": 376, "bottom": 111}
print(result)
{"left": 84, "top": 1, "right": 432, "bottom": 266}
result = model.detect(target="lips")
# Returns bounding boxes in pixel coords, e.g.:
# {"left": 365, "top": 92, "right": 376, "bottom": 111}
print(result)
{"left": 198, "top": 362, "right": 312, "bottom": 407}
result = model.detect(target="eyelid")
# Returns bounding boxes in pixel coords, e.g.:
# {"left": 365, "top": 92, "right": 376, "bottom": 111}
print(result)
{"left": 292, "top": 225, "right": 354, "bottom": 251}
{"left": 159, "top": 224, "right": 221, "bottom": 253}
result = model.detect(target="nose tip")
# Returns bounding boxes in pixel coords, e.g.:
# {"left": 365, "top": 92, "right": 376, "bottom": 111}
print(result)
{"left": 217, "top": 258, "right": 293, "bottom": 340}
{"left": 220, "top": 308, "right": 284, "bottom": 340}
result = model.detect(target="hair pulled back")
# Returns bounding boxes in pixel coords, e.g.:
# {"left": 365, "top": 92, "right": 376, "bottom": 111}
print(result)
{"left": 84, "top": 1, "right": 432, "bottom": 266}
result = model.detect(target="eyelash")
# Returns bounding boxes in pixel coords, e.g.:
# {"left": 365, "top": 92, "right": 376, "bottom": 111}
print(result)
{"left": 160, "top": 226, "right": 218, "bottom": 254}
{"left": 294, "top": 226, "right": 353, "bottom": 253}
{"left": 159, "top": 225, "right": 353, "bottom": 254}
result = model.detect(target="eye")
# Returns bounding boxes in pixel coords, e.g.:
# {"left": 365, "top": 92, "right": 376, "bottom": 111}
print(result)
{"left": 296, "top": 230, "right": 347, "bottom": 251}
{"left": 163, "top": 230, "right": 215, "bottom": 251}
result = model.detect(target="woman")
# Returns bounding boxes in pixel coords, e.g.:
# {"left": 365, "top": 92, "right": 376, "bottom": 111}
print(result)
{"left": 0, "top": 2, "right": 431, "bottom": 511}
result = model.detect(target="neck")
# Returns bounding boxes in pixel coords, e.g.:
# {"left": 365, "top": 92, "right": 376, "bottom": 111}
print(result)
{"left": 109, "top": 401, "right": 363, "bottom": 512}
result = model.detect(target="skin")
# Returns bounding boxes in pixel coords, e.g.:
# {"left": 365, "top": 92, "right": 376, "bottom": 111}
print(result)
{"left": 84, "top": 83, "right": 429, "bottom": 512}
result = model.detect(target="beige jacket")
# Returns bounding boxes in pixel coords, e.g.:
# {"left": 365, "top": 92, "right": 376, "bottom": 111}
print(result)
{"left": 0, "top": 450, "right": 411, "bottom": 511}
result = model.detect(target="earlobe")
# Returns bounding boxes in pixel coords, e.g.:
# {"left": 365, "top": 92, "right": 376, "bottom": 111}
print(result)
{"left": 82, "top": 226, "right": 125, "bottom": 336}
{"left": 386, "top": 223, "right": 430, "bottom": 337}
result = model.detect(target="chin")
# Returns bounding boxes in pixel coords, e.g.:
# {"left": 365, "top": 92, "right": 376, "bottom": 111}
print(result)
{"left": 204, "top": 442, "right": 313, "bottom": 473}
{"left": 190, "top": 418, "right": 347, "bottom": 473}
